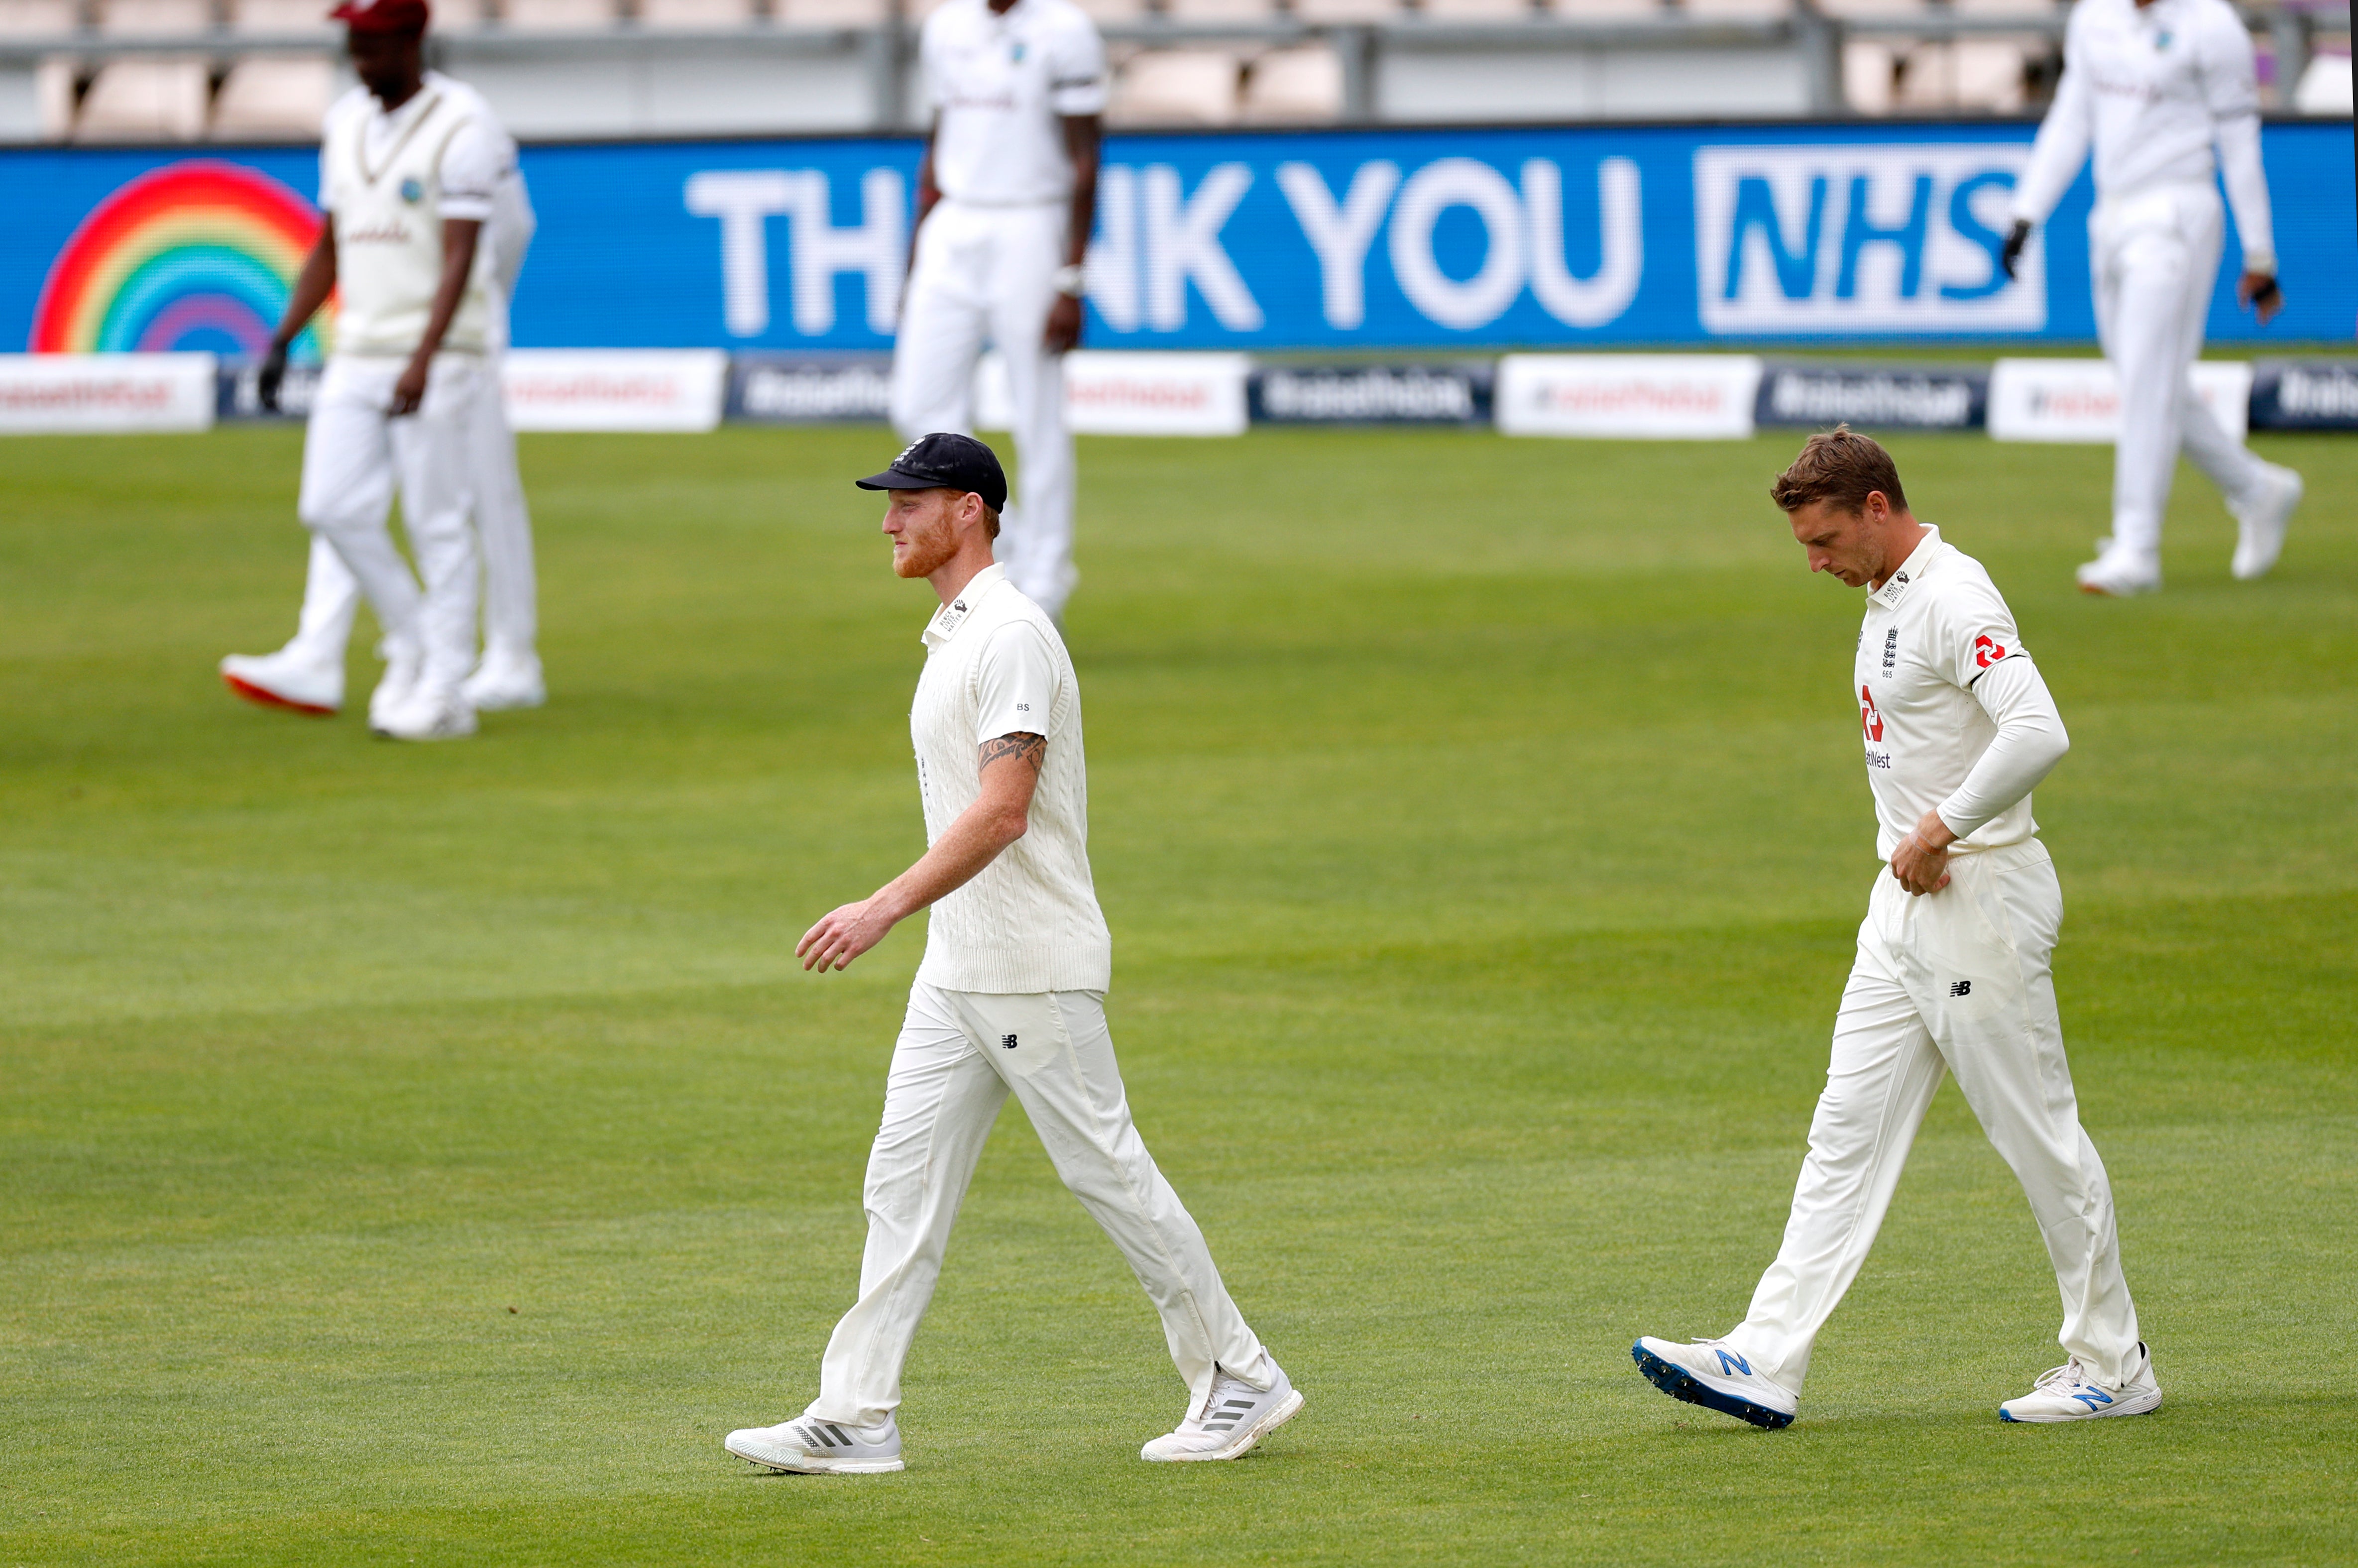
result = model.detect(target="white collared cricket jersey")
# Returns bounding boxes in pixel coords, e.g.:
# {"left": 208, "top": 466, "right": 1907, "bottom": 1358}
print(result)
{"left": 319, "top": 72, "right": 511, "bottom": 358}
{"left": 1855, "top": 526, "right": 2042, "bottom": 861}
{"left": 910, "top": 563, "right": 1112, "bottom": 994}
{"left": 922, "top": 0, "right": 1108, "bottom": 208}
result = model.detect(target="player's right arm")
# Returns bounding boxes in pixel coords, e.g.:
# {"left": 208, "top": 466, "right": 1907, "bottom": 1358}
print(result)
{"left": 797, "top": 731, "right": 1044, "bottom": 972}
{"left": 257, "top": 228, "right": 337, "bottom": 413}
{"left": 2199, "top": 3, "right": 2282, "bottom": 321}
{"left": 902, "top": 118, "right": 940, "bottom": 316}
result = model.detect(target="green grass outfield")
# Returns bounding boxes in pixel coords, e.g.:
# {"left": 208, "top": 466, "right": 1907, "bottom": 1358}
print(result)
{"left": 2, "top": 424, "right": 2353, "bottom": 1566}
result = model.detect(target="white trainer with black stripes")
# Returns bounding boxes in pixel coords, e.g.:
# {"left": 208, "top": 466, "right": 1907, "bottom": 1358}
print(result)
{"left": 1139, "top": 1364, "right": 1304, "bottom": 1462}
{"left": 723, "top": 1412, "right": 904, "bottom": 1474}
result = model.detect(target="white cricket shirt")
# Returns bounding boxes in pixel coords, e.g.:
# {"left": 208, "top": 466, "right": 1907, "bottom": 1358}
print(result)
{"left": 1854, "top": 528, "right": 2070, "bottom": 861}
{"left": 2013, "top": 0, "right": 2275, "bottom": 270}
{"left": 910, "top": 563, "right": 1113, "bottom": 994}
{"left": 318, "top": 72, "right": 516, "bottom": 356}
{"left": 921, "top": 0, "right": 1108, "bottom": 208}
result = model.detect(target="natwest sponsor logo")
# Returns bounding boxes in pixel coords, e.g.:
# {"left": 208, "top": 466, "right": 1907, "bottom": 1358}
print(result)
{"left": 1496, "top": 353, "right": 1762, "bottom": 439}
{"left": 973, "top": 348, "right": 1250, "bottom": 436}
{"left": 500, "top": 349, "right": 728, "bottom": 432}
{"left": 0, "top": 351, "right": 216, "bottom": 432}
{"left": 1988, "top": 358, "right": 2251, "bottom": 444}
{"left": 1695, "top": 145, "right": 2041, "bottom": 336}
{"left": 1861, "top": 683, "right": 1884, "bottom": 742}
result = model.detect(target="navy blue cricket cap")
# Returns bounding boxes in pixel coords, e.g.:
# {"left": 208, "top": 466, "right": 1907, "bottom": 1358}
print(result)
{"left": 856, "top": 433, "right": 1007, "bottom": 514}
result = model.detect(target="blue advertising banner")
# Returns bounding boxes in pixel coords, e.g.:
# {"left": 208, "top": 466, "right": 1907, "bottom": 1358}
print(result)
{"left": 3, "top": 121, "right": 2349, "bottom": 358}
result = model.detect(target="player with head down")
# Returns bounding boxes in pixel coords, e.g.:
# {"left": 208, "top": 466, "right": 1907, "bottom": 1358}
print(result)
{"left": 1633, "top": 429, "right": 2159, "bottom": 1429}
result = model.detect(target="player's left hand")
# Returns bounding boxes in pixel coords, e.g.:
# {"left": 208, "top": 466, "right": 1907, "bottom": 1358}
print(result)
{"left": 797, "top": 896, "right": 898, "bottom": 972}
{"left": 388, "top": 355, "right": 431, "bottom": 417}
{"left": 2238, "top": 270, "right": 2283, "bottom": 325}
{"left": 1889, "top": 809, "right": 1956, "bottom": 896}
{"left": 1043, "top": 294, "right": 1084, "bottom": 355}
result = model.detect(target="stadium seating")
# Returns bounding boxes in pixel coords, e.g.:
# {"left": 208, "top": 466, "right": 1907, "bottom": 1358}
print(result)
{"left": 1289, "top": 0, "right": 1399, "bottom": 22}
{"left": 776, "top": 0, "right": 891, "bottom": 25}
{"left": 2292, "top": 47, "right": 2352, "bottom": 112}
{"left": 1417, "top": 0, "right": 1538, "bottom": 21}
{"left": 95, "top": 0, "right": 214, "bottom": 34}
{"left": 1240, "top": 41, "right": 1342, "bottom": 118}
{"left": 74, "top": 56, "right": 210, "bottom": 138}
{"left": 1158, "top": 0, "right": 1276, "bottom": 23}
{"left": 210, "top": 53, "right": 335, "bottom": 135}
{"left": 229, "top": 0, "right": 337, "bottom": 32}
{"left": 1067, "top": 0, "right": 1148, "bottom": 21}
{"left": 502, "top": 0, "right": 617, "bottom": 30}
{"left": 638, "top": 0, "right": 758, "bottom": 28}
{"left": 0, "top": 0, "right": 82, "bottom": 37}
{"left": 1108, "top": 46, "right": 1239, "bottom": 123}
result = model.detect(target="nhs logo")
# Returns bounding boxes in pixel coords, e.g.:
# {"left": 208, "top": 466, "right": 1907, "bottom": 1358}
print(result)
{"left": 1694, "top": 145, "right": 2044, "bottom": 335}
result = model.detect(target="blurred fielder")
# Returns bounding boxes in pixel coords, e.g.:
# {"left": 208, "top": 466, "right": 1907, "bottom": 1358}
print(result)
{"left": 724, "top": 434, "right": 1301, "bottom": 1476}
{"left": 2004, "top": 0, "right": 2302, "bottom": 596}
{"left": 220, "top": 0, "right": 540, "bottom": 737}
{"left": 1635, "top": 430, "right": 2157, "bottom": 1430}
{"left": 891, "top": 0, "right": 1105, "bottom": 622}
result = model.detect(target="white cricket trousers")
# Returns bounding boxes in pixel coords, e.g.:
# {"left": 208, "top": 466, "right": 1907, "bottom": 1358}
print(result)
{"left": 890, "top": 199, "right": 1077, "bottom": 620}
{"left": 2092, "top": 182, "right": 2269, "bottom": 565}
{"left": 811, "top": 984, "right": 1276, "bottom": 1428}
{"left": 286, "top": 354, "right": 536, "bottom": 670}
{"left": 1723, "top": 841, "right": 2142, "bottom": 1393}
{"left": 290, "top": 353, "right": 482, "bottom": 693}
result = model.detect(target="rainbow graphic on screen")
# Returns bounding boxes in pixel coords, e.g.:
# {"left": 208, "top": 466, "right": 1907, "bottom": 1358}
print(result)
{"left": 29, "top": 159, "right": 329, "bottom": 358}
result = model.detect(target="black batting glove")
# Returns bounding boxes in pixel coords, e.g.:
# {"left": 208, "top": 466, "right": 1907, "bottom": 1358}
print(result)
{"left": 2000, "top": 219, "right": 2032, "bottom": 282}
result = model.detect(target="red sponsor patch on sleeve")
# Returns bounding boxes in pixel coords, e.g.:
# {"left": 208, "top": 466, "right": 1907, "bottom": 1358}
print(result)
{"left": 1973, "top": 634, "right": 2009, "bottom": 670}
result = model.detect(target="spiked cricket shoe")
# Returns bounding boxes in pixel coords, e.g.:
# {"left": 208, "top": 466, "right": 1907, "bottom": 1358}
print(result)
{"left": 724, "top": 1413, "right": 904, "bottom": 1474}
{"left": 1140, "top": 1365, "right": 1303, "bottom": 1462}
{"left": 461, "top": 646, "right": 546, "bottom": 711}
{"left": 1632, "top": 1337, "right": 1798, "bottom": 1430}
{"left": 1999, "top": 1343, "right": 2162, "bottom": 1423}
{"left": 2075, "top": 543, "right": 2162, "bottom": 597}
{"left": 370, "top": 683, "right": 477, "bottom": 742}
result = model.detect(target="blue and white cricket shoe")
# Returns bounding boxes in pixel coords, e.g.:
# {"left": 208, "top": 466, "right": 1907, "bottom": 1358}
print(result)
{"left": 1140, "top": 1364, "right": 1304, "bottom": 1462}
{"left": 1632, "top": 1337, "right": 1798, "bottom": 1430}
{"left": 1998, "top": 1342, "right": 2162, "bottom": 1423}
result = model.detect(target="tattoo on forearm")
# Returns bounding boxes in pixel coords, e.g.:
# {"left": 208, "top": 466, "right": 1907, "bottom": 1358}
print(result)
{"left": 979, "top": 733, "right": 1046, "bottom": 774}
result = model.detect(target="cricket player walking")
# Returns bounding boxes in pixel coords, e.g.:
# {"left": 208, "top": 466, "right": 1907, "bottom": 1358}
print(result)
{"left": 890, "top": 0, "right": 1104, "bottom": 622}
{"left": 2004, "top": 0, "right": 2302, "bottom": 596}
{"left": 216, "top": 0, "right": 522, "bottom": 739}
{"left": 724, "top": 434, "right": 1300, "bottom": 1474}
{"left": 1634, "top": 430, "right": 2157, "bottom": 1429}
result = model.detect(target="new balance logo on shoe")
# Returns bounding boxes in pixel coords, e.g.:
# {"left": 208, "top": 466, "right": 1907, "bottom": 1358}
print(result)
{"left": 1002, "top": 1034, "right": 1018, "bottom": 1050}
{"left": 1714, "top": 1348, "right": 1753, "bottom": 1377}
{"left": 1949, "top": 981, "right": 1972, "bottom": 998}
{"left": 2071, "top": 1387, "right": 2114, "bottom": 1411}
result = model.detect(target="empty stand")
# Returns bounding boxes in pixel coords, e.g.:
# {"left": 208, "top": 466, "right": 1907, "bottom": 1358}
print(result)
{"left": 1290, "top": 0, "right": 1402, "bottom": 23}
{"left": 776, "top": 0, "right": 887, "bottom": 23}
{"left": 75, "top": 55, "right": 209, "bottom": 137}
{"left": 211, "top": 52, "right": 334, "bottom": 135}
{"left": 638, "top": 0, "right": 757, "bottom": 27}
{"left": 1239, "top": 41, "right": 1341, "bottom": 118}
{"left": 0, "top": 0, "right": 84, "bottom": 37}
{"left": 228, "top": 0, "right": 335, "bottom": 32}
{"left": 1415, "top": 0, "right": 1538, "bottom": 23}
{"left": 500, "top": 0, "right": 616, "bottom": 30}
{"left": 95, "top": 0, "right": 214, "bottom": 34}
{"left": 1108, "top": 46, "right": 1238, "bottom": 122}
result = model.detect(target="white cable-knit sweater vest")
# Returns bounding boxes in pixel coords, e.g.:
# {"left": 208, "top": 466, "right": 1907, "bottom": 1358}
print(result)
{"left": 322, "top": 86, "right": 490, "bottom": 357}
{"left": 910, "top": 568, "right": 1113, "bottom": 994}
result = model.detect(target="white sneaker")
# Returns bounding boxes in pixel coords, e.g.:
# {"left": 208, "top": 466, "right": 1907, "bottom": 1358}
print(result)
{"left": 461, "top": 646, "right": 546, "bottom": 712}
{"left": 1140, "top": 1364, "right": 1304, "bottom": 1462}
{"left": 220, "top": 648, "right": 340, "bottom": 715}
{"left": 2075, "top": 541, "right": 2163, "bottom": 597}
{"left": 1632, "top": 1337, "right": 1798, "bottom": 1430}
{"left": 370, "top": 683, "right": 477, "bottom": 742}
{"left": 366, "top": 641, "right": 424, "bottom": 732}
{"left": 1999, "top": 1343, "right": 2163, "bottom": 1423}
{"left": 724, "top": 1413, "right": 904, "bottom": 1475}
{"left": 2230, "top": 462, "right": 2302, "bottom": 580}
